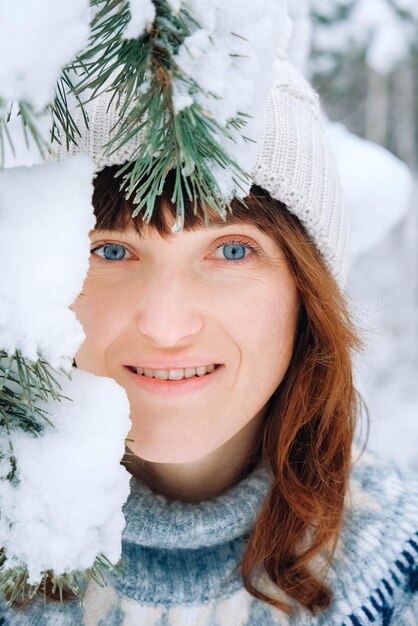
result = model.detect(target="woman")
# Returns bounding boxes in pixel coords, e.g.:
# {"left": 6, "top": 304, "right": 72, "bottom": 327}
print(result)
{"left": 2, "top": 58, "right": 418, "bottom": 626}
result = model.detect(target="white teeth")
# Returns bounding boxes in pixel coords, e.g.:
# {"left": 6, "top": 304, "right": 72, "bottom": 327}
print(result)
{"left": 132, "top": 364, "right": 218, "bottom": 380}
{"left": 168, "top": 369, "right": 185, "bottom": 381}
{"left": 153, "top": 369, "right": 168, "bottom": 380}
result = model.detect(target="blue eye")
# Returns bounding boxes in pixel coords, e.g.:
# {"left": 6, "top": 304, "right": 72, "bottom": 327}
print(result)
{"left": 92, "top": 243, "right": 130, "bottom": 261}
{"left": 223, "top": 244, "right": 246, "bottom": 260}
{"left": 215, "top": 240, "right": 254, "bottom": 261}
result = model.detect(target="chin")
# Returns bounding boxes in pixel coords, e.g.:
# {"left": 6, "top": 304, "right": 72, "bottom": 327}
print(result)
{"left": 130, "top": 442, "right": 217, "bottom": 465}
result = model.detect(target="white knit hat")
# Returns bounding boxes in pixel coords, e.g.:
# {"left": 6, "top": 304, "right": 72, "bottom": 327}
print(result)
{"left": 251, "top": 58, "right": 349, "bottom": 283}
{"left": 51, "top": 60, "right": 349, "bottom": 283}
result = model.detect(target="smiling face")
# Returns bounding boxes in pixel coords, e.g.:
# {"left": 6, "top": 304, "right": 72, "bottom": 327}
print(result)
{"left": 71, "top": 216, "right": 299, "bottom": 464}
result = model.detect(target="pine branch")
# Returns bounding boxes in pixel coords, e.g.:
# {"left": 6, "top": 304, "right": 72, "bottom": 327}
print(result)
{"left": 0, "top": 351, "right": 70, "bottom": 483}
{"left": 0, "top": 553, "right": 124, "bottom": 606}
{"left": 71, "top": 0, "right": 251, "bottom": 227}
{"left": 0, "top": 70, "right": 89, "bottom": 167}
{"left": 0, "top": 352, "right": 126, "bottom": 604}
{"left": 1, "top": 0, "right": 252, "bottom": 219}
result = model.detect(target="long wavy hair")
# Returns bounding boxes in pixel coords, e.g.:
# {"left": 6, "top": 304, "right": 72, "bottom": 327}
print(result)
{"left": 13, "top": 165, "right": 363, "bottom": 614}
{"left": 91, "top": 165, "right": 363, "bottom": 615}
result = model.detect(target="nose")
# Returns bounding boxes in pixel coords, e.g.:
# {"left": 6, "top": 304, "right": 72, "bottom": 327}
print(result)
{"left": 136, "top": 269, "right": 204, "bottom": 347}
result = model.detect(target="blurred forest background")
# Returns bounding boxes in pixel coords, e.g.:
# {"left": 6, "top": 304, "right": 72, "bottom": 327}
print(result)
{"left": 289, "top": 0, "right": 418, "bottom": 468}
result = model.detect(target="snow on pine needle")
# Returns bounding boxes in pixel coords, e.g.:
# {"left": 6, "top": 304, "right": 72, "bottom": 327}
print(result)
{"left": 66, "top": 0, "right": 287, "bottom": 231}
{"left": 0, "top": 0, "right": 91, "bottom": 162}
{"left": 171, "top": 0, "right": 288, "bottom": 198}
{"left": 0, "top": 0, "right": 90, "bottom": 109}
{"left": 0, "top": 152, "right": 133, "bottom": 602}
{"left": 1, "top": 0, "right": 289, "bottom": 226}
{"left": 122, "top": 0, "right": 156, "bottom": 39}
{"left": 0, "top": 367, "right": 131, "bottom": 603}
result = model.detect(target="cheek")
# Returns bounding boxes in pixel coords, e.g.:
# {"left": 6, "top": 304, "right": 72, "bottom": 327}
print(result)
{"left": 71, "top": 277, "right": 131, "bottom": 371}
{"left": 241, "top": 301, "right": 297, "bottom": 422}
{"left": 226, "top": 283, "right": 297, "bottom": 369}
{"left": 215, "top": 281, "right": 298, "bottom": 423}
{"left": 260, "top": 295, "right": 298, "bottom": 366}
{"left": 192, "top": 291, "right": 297, "bottom": 461}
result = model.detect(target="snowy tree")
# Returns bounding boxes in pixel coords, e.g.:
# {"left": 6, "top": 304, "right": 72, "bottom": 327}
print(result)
{"left": 304, "top": 0, "right": 418, "bottom": 469}
{"left": 309, "top": 0, "right": 418, "bottom": 169}
{"left": 310, "top": 0, "right": 418, "bottom": 76}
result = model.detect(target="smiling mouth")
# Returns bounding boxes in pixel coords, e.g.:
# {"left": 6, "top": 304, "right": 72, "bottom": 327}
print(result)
{"left": 126, "top": 364, "right": 221, "bottom": 381}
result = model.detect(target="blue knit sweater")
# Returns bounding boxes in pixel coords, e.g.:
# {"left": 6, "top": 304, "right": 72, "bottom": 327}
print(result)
{"left": 1, "top": 450, "right": 417, "bottom": 625}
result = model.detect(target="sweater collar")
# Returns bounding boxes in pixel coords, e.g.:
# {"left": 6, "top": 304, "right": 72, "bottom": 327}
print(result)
{"left": 122, "top": 465, "right": 271, "bottom": 549}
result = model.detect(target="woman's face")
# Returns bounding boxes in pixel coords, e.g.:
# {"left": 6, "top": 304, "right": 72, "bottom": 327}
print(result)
{"left": 71, "top": 218, "right": 299, "bottom": 463}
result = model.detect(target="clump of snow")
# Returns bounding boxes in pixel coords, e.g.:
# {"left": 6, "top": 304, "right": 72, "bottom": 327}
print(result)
{"left": 0, "top": 367, "right": 131, "bottom": 584}
{"left": 123, "top": 0, "right": 156, "bottom": 40}
{"left": 0, "top": 155, "right": 96, "bottom": 370}
{"left": 172, "top": 0, "right": 288, "bottom": 200}
{"left": 167, "top": 0, "right": 181, "bottom": 12}
{"left": 350, "top": 0, "right": 411, "bottom": 75}
{"left": 325, "top": 121, "right": 413, "bottom": 259}
{"left": 0, "top": 0, "right": 90, "bottom": 110}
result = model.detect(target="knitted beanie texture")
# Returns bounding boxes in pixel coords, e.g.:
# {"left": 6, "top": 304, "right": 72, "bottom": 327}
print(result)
{"left": 251, "top": 58, "right": 349, "bottom": 283}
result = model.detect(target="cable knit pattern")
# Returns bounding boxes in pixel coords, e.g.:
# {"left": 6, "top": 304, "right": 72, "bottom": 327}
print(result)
{"left": 50, "top": 56, "right": 349, "bottom": 285}
{"left": 1, "top": 451, "right": 417, "bottom": 625}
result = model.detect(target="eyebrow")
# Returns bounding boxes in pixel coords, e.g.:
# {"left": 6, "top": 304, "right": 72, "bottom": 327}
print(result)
{"left": 205, "top": 214, "right": 257, "bottom": 229}
{"left": 207, "top": 220, "right": 242, "bottom": 229}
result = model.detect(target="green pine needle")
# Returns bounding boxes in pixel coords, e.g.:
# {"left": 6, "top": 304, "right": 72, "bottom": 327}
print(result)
{"left": 0, "top": 553, "right": 124, "bottom": 606}
{"left": 0, "top": 351, "right": 71, "bottom": 482}
{"left": 50, "top": 67, "right": 90, "bottom": 150}
{"left": 71, "top": 0, "right": 251, "bottom": 226}
{"left": 1, "top": 0, "right": 253, "bottom": 220}
{"left": 0, "top": 101, "right": 50, "bottom": 167}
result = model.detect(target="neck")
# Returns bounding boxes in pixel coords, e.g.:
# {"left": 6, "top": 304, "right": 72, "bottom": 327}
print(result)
{"left": 122, "top": 417, "right": 263, "bottom": 502}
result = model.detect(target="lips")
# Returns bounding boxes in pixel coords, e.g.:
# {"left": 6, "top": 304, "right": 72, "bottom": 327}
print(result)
{"left": 124, "top": 362, "right": 223, "bottom": 396}
{"left": 126, "top": 364, "right": 218, "bottom": 380}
